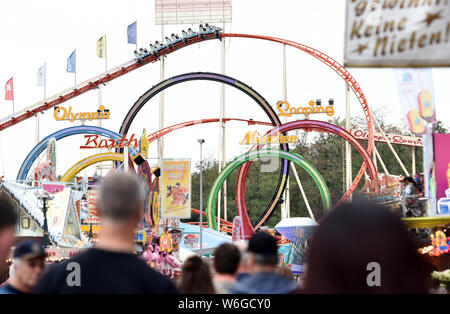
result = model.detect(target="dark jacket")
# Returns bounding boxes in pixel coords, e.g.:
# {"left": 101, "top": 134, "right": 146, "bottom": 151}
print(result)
{"left": 229, "top": 271, "right": 299, "bottom": 294}
{"left": 0, "top": 284, "right": 25, "bottom": 294}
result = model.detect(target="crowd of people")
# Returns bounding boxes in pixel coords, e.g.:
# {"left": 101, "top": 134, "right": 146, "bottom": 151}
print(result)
{"left": 0, "top": 172, "right": 441, "bottom": 294}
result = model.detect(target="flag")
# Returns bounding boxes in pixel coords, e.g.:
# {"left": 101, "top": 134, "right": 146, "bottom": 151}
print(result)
{"left": 127, "top": 21, "right": 137, "bottom": 44}
{"left": 37, "top": 63, "right": 46, "bottom": 86}
{"left": 67, "top": 50, "right": 76, "bottom": 73}
{"left": 5, "top": 77, "right": 13, "bottom": 101}
{"left": 96, "top": 35, "right": 106, "bottom": 58}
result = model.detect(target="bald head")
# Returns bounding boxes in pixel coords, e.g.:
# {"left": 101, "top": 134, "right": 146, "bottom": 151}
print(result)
{"left": 97, "top": 172, "right": 145, "bottom": 221}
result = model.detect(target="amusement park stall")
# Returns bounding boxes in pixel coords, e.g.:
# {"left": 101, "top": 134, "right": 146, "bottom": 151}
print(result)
{"left": 0, "top": 181, "right": 89, "bottom": 250}
{"left": 178, "top": 221, "right": 232, "bottom": 258}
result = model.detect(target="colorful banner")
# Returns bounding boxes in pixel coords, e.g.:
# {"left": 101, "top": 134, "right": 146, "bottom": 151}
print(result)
{"left": 66, "top": 50, "right": 76, "bottom": 73}
{"left": 37, "top": 63, "right": 46, "bottom": 87}
{"left": 151, "top": 177, "right": 161, "bottom": 231}
{"left": 395, "top": 68, "right": 436, "bottom": 135}
{"left": 127, "top": 21, "right": 137, "bottom": 44}
{"left": 183, "top": 232, "right": 199, "bottom": 249}
{"left": 5, "top": 77, "right": 13, "bottom": 101}
{"left": 350, "top": 129, "right": 423, "bottom": 146}
{"left": 160, "top": 159, "right": 191, "bottom": 219}
{"left": 434, "top": 133, "right": 450, "bottom": 215}
{"left": 47, "top": 188, "right": 70, "bottom": 232}
{"left": 83, "top": 190, "right": 101, "bottom": 224}
{"left": 231, "top": 216, "right": 244, "bottom": 242}
{"left": 96, "top": 35, "right": 106, "bottom": 58}
{"left": 345, "top": 1, "right": 450, "bottom": 67}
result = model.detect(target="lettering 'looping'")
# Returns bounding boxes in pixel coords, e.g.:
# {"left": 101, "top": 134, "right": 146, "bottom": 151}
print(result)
{"left": 276, "top": 100, "right": 334, "bottom": 117}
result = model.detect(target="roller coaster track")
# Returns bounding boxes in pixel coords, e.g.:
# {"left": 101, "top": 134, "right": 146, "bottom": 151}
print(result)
{"left": 4, "top": 30, "right": 374, "bottom": 231}
{"left": 0, "top": 33, "right": 373, "bottom": 159}
{"left": 206, "top": 149, "right": 331, "bottom": 232}
{"left": 16, "top": 125, "right": 143, "bottom": 182}
{"left": 190, "top": 208, "right": 233, "bottom": 234}
{"left": 146, "top": 118, "right": 272, "bottom": 143}
{"left": 0, "top": 32, "right": 220, "bottom": 131}
{"left": 117, "top": 71, "right": 291, "bottom": 235}
{"left": 237, "top": 120, "right": 378, "bottom": 234}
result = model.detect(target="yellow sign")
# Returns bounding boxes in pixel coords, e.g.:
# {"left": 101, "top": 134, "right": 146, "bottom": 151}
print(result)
{"left": 239, "top": 131, "right": 297, "bottom": 145}
{"left": 54, "top": 105, "right": 110, "bottom": 122}
{"left": 276, "top": 100, "right": 334, "bottom": 118}
{"left": 160, "top": 159, "right": 191, "bottom": 219}
{"left": 140, "top": 128, "right": 149, "bottom": 159}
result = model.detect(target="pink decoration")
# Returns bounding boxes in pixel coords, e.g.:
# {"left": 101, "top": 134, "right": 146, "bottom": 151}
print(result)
{"left": 166, "top": 253, "right": 181, "bottom": 268}
{"left": 34, "top": 161, "right": 57, "bottom": 187}
{"left": 153, "top": 246, "right": 162, "bottom": 271}
{"left": 42, "top": 183, "right": 65, "bottom": 194}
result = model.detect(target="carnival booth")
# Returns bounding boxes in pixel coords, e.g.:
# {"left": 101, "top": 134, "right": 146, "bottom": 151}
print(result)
{"left": 0, "top": 181, "right": 89, "bottom": 254}
{"left": 178, "top": 221, "right": 232, "bottom": 257}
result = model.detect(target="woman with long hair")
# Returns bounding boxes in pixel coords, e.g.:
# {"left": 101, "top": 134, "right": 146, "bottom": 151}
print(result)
{"left": 179, "top": 255, "right": 215, "bottom": 294}
{"left": 303, "top": 201, "right": 432, "bottom": 294}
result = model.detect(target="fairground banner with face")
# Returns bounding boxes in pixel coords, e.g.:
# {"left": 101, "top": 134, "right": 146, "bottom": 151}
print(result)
{"left": 160, "top": 159, "right": 191, "bottom": 219}
{"left": 434, "top": 133, "right": 450, "bottom": 215}
{"left": 345, "top": 1, "right": 450, "bottom": 67}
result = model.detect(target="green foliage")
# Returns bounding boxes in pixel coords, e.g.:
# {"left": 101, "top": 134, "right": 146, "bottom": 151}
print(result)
{"left": 435, "top": 120, "right": 448, "bottom": 134}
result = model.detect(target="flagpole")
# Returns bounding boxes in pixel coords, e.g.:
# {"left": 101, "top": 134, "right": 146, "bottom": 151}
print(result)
{"left": 35, "top": 110, "right": 39, "bottom": 144}
{"left": 38, "top": 63, "right": 46, "bottom": 143}
{"left": 36, "top": 65, "right": 45, "bottom": 144}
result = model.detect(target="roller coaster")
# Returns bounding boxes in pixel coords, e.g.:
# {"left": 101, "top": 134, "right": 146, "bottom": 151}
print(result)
{"left": 9, "top": 24, "right": 378, "bottom": 238}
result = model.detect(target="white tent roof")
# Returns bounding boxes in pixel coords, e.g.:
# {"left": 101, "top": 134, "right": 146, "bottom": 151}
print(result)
{"left": 1, "top": 181, "right": 88, "bottom": 248}
{"left": 275, "top": 217, "right": 318, "bottom": 228}
{"left": 275, "top": 217, "right": 318, "bottom": 246}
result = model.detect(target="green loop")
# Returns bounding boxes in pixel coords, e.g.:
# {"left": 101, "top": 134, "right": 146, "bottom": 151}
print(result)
{"left": 206, "top": 149, "right": 331, "bottom": 230}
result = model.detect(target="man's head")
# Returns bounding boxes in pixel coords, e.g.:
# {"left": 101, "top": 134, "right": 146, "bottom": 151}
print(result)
{"left": 0, "top": 193, "right": 18, "bottom": 268}
{"left": 246, "top": 232, "right": 279, "bottom": 273}
{"left": 213, "top": 243, "right": 241, "bottom": 276}
{"left": 10, "top": 241, "right": 46, "bottom": 293}
{"left": 97, "top": 172, "right": 145, "bottom": 225}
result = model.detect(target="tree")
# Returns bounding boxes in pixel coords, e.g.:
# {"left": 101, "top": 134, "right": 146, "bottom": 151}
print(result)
{"left": 435, "top": 120, "right": 448, "bottom": 134}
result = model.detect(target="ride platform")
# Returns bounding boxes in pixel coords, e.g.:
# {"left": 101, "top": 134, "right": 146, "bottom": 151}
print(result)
{"left": 402, "top": 216, "right": 450, "bottom": 228}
